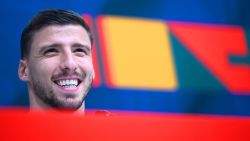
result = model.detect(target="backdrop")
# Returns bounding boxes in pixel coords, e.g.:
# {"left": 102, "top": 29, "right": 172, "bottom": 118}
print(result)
{"left": 0, "top": 0, "right": 249, "bottom": 116}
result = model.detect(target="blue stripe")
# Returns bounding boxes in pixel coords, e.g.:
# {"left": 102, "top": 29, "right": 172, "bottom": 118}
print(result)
{"left": 86, "top": 87, "right": 250, "bottom": 116}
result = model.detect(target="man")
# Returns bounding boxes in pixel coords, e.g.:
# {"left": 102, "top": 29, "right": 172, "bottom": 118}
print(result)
{"left": 18, "top": 9, "right": 95, "bottom": 111}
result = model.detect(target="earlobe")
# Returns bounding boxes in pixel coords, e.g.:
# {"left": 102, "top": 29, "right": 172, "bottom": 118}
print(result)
{"left": 93, "top": 70, "right": 95, "bottom": 79}
{"left": 18, "top": 60, "right": 29, "bottom": 81}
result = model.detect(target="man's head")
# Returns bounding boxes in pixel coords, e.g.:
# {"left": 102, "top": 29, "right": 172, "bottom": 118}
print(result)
{"left": 18, "top": 9, "right": 95, "bottom": 111}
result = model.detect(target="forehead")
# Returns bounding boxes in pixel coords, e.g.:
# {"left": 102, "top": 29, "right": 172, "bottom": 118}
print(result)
{"left": 31, "top": 25, "right": 91, "bottom": 49}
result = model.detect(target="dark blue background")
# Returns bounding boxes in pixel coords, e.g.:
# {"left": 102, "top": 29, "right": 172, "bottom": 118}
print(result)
{"left": 0, "top": 0, "right": 249, "bottom": 116}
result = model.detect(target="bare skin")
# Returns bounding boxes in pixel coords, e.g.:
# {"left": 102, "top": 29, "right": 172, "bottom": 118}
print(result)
{"left": 18, "top": 25, "right": 95, "bottom": 111}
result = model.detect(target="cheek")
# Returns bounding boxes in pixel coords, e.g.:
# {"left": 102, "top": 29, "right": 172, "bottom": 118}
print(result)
{"left": 31, "top": 59, "right": 59, "bottom": 77}
{"left": 78, "top": 59, "right": 94, "bottom": 72}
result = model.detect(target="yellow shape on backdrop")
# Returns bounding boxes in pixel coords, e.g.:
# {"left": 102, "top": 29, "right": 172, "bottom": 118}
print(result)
{"left": 101, "top": 16, "right": 177, "bottom": 90}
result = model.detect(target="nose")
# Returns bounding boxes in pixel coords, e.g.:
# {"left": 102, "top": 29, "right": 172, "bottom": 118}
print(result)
{"left": 59, "top": 50, "right": 77, "bottom": 72}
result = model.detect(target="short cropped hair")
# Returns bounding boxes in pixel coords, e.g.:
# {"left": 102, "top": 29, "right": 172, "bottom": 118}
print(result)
{"left": 20, "top": 9, "right": 93, "bottom": 59}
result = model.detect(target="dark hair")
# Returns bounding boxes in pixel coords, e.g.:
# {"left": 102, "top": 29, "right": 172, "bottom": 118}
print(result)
{"left": 21, "top": 9, "right": 93, "bottom": 59}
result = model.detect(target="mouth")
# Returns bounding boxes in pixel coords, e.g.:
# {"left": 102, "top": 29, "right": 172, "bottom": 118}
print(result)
{"left": 53, "top": 78, "right": 82, "bottom": 90}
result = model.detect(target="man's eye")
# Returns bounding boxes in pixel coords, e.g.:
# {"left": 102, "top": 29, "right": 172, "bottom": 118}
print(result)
{"left": 74, "top": 48, "right": 87, "bottom": 56}
{"left": 43, "top": 48, "right": 58, "bottom": 56}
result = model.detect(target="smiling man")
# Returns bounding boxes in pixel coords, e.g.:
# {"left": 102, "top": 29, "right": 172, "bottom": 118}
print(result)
{"left": 18, "top": 9, "right": 94, "bottom": 111}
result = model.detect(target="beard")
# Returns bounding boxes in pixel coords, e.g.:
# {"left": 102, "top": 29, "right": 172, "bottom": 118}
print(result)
{"left": 30, "top": 70, "right": 93, "bottom": 110}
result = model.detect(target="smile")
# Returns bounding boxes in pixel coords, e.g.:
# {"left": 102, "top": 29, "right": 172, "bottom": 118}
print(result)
{"left": 54, "top": 79, "right": 82, "bottom": 89}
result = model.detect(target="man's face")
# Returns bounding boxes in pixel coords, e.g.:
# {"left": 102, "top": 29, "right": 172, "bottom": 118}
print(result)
{"left": 23, "top": 25, "right": 94, "bottom": 109}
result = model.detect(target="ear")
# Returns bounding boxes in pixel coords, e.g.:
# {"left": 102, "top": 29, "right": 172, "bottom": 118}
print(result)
{"left": 93, "top": 70, "right": 95, "bottom": 79}
{"left": 18, "top": 60, "right": 30, "bottom": 82}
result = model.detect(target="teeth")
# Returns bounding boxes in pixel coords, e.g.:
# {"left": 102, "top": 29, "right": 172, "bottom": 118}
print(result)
{"left": 56, "top": 79, "right": 78, "bottom": 86}
{"left": 70, "top": 80, "right": 74, "bottom": 85}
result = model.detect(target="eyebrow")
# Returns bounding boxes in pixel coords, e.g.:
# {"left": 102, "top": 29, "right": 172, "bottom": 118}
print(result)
{"left": 72, "top": 43, "right": 91, "bottom": 52}
{"left": 38, "top": 43, "right": 91, "bottom": 54}
{"left": 39, "top": 43, "right": 62, "bottom": 54}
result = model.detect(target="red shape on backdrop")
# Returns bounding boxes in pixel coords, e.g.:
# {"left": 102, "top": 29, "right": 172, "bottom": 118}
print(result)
{"left": 96, "top": 16, "right": 114, "bottom": 87}
{"left": 82, "top": 14, "right": 101, "bottom": 87}
{"left": 169, "top": 22, "right": 250, "bottom": 94}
